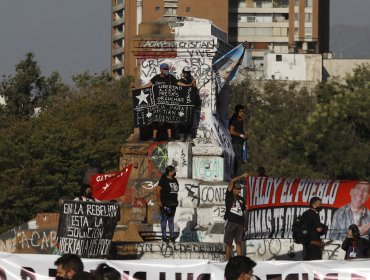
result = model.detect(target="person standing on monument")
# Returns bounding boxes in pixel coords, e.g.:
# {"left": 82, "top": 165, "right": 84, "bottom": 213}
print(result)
{"left": 224, "top": 172, "right": 249, "bottom": 261}
{"left": 229, "top": 104, "right": 248, "bottom": 176}
{"left": 144, "top": 63, "right": 178, "bottom": 142}
{"left": 156, "top": 165, "right": 179, "bottom": 243}
{"left": 177, "top": 66, "right": 199, "bottom": 142}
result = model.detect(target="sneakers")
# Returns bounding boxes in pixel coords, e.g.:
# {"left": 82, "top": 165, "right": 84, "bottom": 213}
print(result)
{"left": 167, "top": 137, "right": 174, "bottom": 141}
{"left": 170, "top": 237, "right": 176, "bottom": 243}
{"left": 162, "top": 237, "right": 169, "bottom": 243}
{"left": 149, "top": 137, "right": 158, "bottom": 142}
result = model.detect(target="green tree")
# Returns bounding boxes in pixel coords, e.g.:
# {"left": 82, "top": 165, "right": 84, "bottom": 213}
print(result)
{"left": 0, "top": 66, "right": 134, "bottom": 232}
{"left": 0, "top": 53, "right": 63, "bottom": 118}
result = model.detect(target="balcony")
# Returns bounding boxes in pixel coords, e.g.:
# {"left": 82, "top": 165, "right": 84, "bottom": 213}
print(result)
{"left": 112, "top": 47, "right": 124, "bottom": 56}
{"left": 112, "top": 62, "right": 124, "bottom": 71}
{"left": 112, "top": 2, "right": 124, "bottom": 13}
{"left": 112, "top": 17, "right": 124, "bottom": 27}
{"left": 112, "top": 33, "right": 124, "bottom": 41}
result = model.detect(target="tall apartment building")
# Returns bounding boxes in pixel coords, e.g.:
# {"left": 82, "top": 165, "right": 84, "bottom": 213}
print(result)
{"left": 111, "top": 0, "right": 329, "bottom": 78}
{"left": 229, "top": 0, "right": 329, "bottom": 66}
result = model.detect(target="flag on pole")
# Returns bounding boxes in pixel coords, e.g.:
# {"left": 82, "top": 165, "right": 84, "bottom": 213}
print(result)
{"left": 90, "top": 164, "right": 133, "bottom": 200}
{"left": 213, "top": 43, "right": 246, "bottom": 94}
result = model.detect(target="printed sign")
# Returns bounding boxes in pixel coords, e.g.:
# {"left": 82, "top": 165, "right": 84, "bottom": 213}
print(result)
{"left": 57, "top": 200, "right": 120, "bottom": 258}
{"left": 245, "top": 177, "right": 370, "bottom": 240}
{"left": 133, "top": 85, "right": 198, "bottom": 127}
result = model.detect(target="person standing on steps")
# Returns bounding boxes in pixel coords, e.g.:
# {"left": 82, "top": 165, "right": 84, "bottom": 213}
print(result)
{"left": 156, "top": 165, "right": 179, "bottom": 243}
{"left": 224, "top": 172, "right": 249, "bottom": 261}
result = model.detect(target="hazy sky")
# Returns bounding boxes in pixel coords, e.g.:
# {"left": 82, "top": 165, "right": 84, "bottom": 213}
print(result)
{"left": 0, "top": 0, "right": 369, "bottom": 84}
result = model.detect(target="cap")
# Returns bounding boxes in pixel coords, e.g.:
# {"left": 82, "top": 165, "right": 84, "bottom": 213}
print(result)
{"left": 160, "top": 63, "right": 169, "bottom": 70}
{"left": 183, "top": 66, "right": 191, "bottom": 72}
{"left": 349, "top": 224, "right": 359, "bottom": 231}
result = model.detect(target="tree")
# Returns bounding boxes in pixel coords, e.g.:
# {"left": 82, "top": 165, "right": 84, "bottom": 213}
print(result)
{"left": 0, "top": 53, "right": 64, "bottom": 118}
{"left": 0, "top": 67, "right": 134, "bottom": 232}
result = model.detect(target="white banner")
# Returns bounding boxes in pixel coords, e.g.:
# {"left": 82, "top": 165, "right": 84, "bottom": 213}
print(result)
{"left": 0, "top": 252, "right": 370, "bottom": 280}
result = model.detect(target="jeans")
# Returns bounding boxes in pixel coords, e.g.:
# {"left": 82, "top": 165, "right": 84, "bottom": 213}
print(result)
{"left": 160, "top": 207, "right": 176, "bottom": 238}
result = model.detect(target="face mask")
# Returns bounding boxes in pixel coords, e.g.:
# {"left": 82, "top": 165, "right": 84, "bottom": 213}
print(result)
{"left": 162, "top": 70, "right": 169, "bottom": 75}
{"left": 316, "top": 206, "right": 323, "bottom": 212}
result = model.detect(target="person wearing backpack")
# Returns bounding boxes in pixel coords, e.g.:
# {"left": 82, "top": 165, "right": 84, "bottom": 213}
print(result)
{"left": 301, "top": 196, "right": 328, "bottom": 260}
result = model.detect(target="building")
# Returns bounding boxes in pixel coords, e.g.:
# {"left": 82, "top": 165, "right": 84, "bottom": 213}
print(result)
{"left": 229, "top": 0, "right": 329, "bottom": 66}
{"left": 111, "top": 0, "right": 329, "bottom": 78}
{"left": 111, "top": 0, "right": 228, "bottom": 79}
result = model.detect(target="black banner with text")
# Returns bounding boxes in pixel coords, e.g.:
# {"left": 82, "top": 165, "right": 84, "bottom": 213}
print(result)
{"left": 133, "top": 85, "right": 198, "bottom": 127}
{"left": 57, "top": 201, "right": 120, "bottom": 258}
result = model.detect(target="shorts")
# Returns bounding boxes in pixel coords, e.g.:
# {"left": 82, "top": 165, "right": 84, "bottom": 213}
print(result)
{"left": 224, "top": 220, "right": 244, "bottom": 243}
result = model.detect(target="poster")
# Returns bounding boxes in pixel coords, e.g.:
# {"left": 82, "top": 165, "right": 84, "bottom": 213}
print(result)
{"left": 57, "top": 200, "right": 120, "bottom": 258}
{"left": 133, "top": 84, "right": 198, "bottom": 127}
{"left": 245, "top": 177, "right": 370, "bottom": 240}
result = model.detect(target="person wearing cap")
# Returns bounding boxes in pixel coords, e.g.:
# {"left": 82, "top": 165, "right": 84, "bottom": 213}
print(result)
{"left": 143, "top": 63, "right": 178, "bottom": 141}
{"left": 177, "top": 66, "right": 196, "bottom": 87}
{"left": 224, "top": 256, "right": 258, "bottom": 280}
{"left": 341, "top": 224, "right": 369, "bottom": 259}
{"left": 177, "top": 66, "right": 199, "bottom": 142}
{"left": 224, "top": 172, "right": 249, "bottom": 261}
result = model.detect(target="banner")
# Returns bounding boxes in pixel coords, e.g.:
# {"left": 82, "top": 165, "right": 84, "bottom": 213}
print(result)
{"left": 90, "top": 164, "right": 133, "bottom": 200}
{"left": 245, "top": 177, "right": 370, "bottom": 240}
{"left": 133, "top": 84, "right": 198, "bottom": 127}
{"left": 1, "top": 253, "right": 370, "bottom": 280}
{"left": 57, "top": 200, "right": 120, "bottom": 258}
{"left": 213, "top": 44, "right": 245, "bottom": 94}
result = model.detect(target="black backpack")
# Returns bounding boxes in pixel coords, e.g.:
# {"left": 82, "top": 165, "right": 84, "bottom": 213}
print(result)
{"left": 292, "top": 215, "right": 308, "bottom": 244}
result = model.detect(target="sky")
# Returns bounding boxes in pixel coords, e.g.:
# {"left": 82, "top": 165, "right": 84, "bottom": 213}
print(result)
{"left": 0, "top": 0, "right": 370, "bottom": 84}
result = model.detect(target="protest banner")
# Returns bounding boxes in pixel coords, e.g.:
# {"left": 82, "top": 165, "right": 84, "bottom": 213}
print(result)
{"left": 133, "top": 84, "right": 198, "bottom": 127}
{"left": 245, "top": 177, "right": 370, "bottom": 240}
{"left": 57, "top": 200, "right": 120, "bottom": 258}
{"left": 1, "top": 253, "right": 370, "bottom": 280}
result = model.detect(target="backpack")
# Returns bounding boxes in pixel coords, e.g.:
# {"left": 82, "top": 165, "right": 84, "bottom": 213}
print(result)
{"left": 292, "top": 215, "right": 308, "bottom": 244}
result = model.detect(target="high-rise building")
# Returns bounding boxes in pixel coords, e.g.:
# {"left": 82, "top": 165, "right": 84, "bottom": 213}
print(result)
{"left": 111, "top": 0, "right": 329, "bottom": 78}
{"left": 229, "top": 0, "right": 329, "bottom": 66}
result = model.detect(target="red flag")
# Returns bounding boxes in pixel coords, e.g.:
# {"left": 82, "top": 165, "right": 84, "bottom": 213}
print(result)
{"left": 90, "top": 164, "right": 133, "bottom": 200}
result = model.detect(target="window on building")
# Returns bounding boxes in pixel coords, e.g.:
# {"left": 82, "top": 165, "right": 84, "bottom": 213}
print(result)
{"left": 238, "top": 14, "right": 256, "bottom": 23}
{"left": 305, "top": 0, "right": 312, "bottom": 7}
{"left": 294, "top": 27, "right": 299, "bottom": 36}
{"left": 186, "top": 7, "right": 191, "bottom": 12}
{"left": 255, "top": 27, "right": 273, "bottom": 36}
{"left": 276, "top": 55, "right": 282, "bottom": 61}
{"left": 155, "top": 6, "right": 160, "bottom": 12}
{"left": 305, "top": 13, "right": 312, "bottom": 22}
{"left": 295, "top": 0, "right": 299, "bottom": 6}
{"left": 294, "top": 13, "right": 299, "bottom": 21}
{"left": 305, "top": 27, "right": 312, "bottom": 38}
{"left": 116, "top": 0, "right": 123, "bottom": 4}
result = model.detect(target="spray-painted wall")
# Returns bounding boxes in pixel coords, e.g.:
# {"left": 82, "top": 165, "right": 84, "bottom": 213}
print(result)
{"left": 133, "top": 17, "right": 234, "bottom": 182}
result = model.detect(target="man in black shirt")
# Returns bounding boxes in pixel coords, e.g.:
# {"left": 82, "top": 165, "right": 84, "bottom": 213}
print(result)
{"left": 155, "top": 165, "right": 179, "bottom": 243}
{"left": 301, "top": 196, "right": 327, "bottom": 260}
{"left": 224, "top": 173, "right": 249, "bottom": 261}
{"left": 144, "top": 63, "right": 178, "bottom": 141}
{"left": 177, "top": 66, "right": 198, "bottom": 142}
{"left": 229, "top": 104, "right": 248, "bottom": 177}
